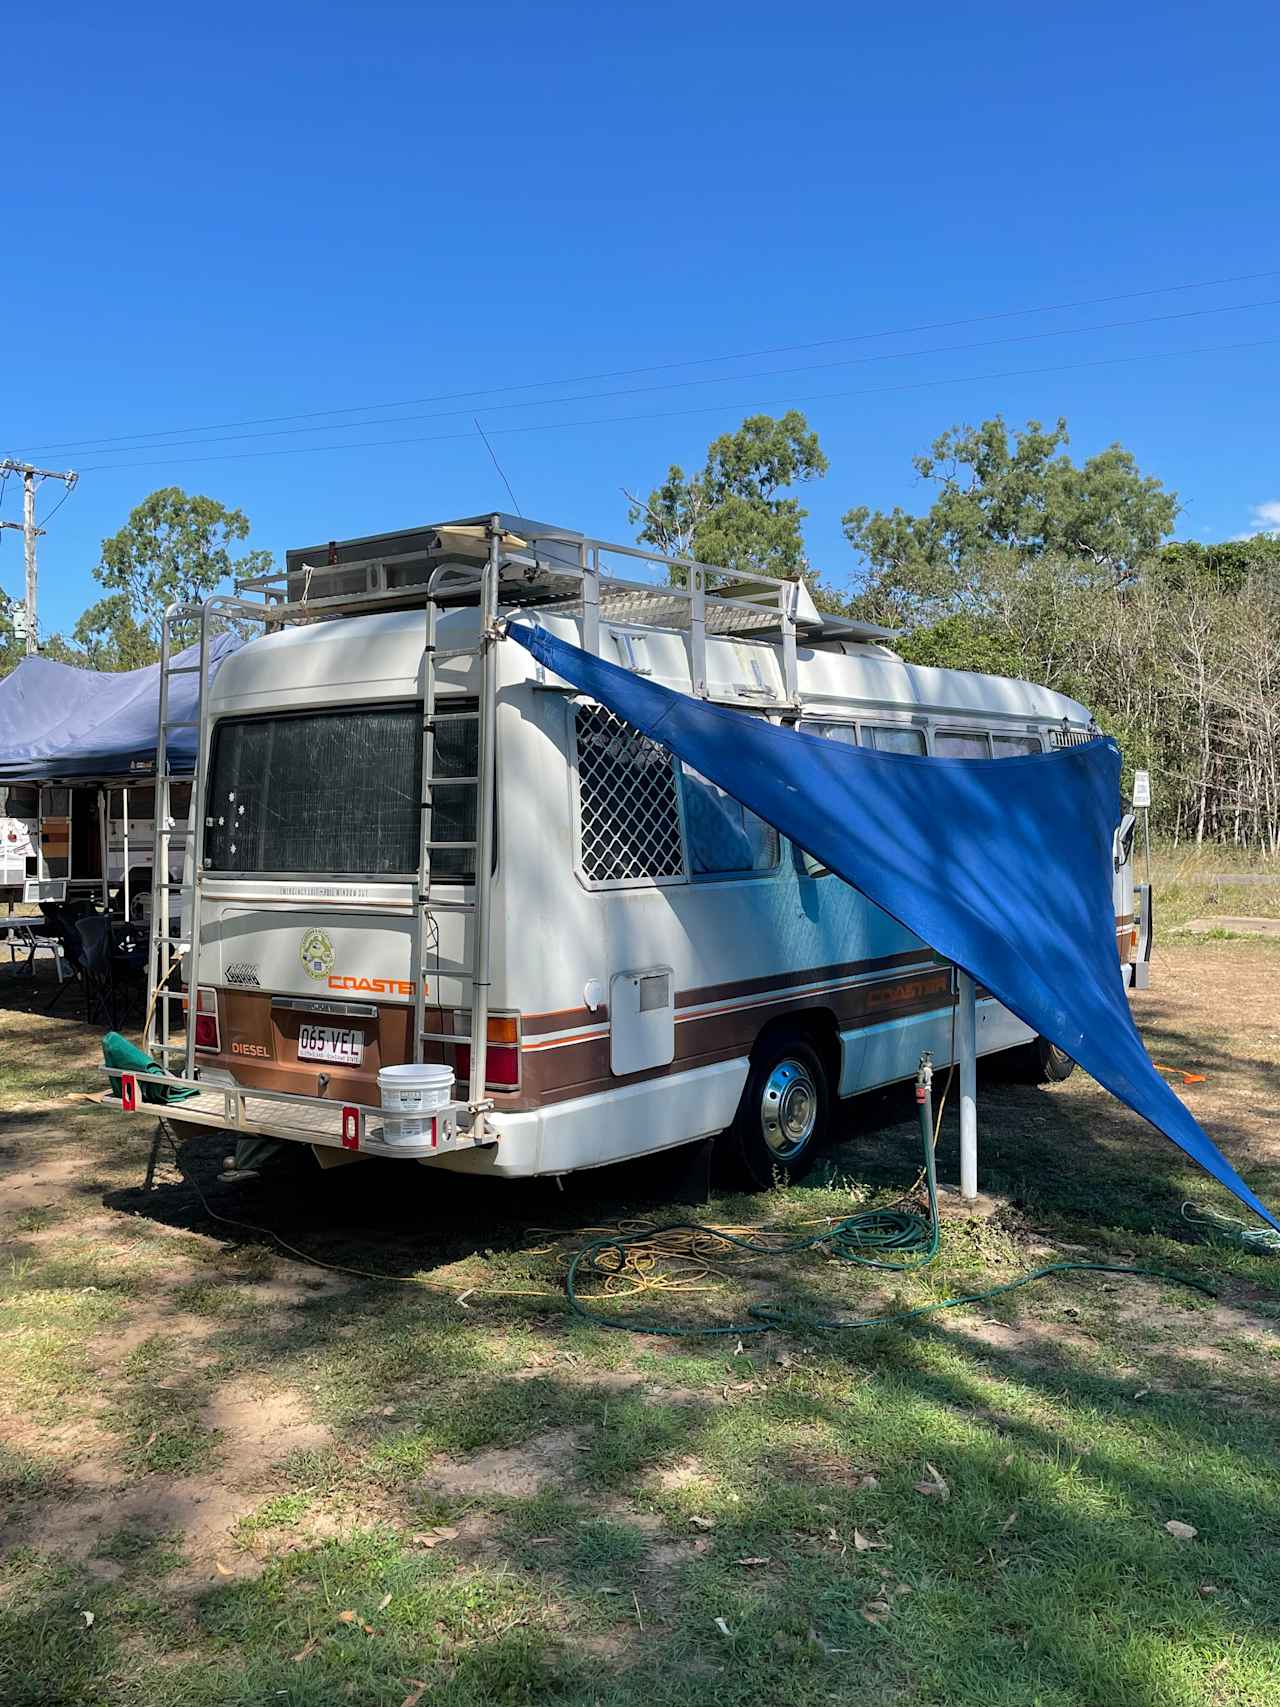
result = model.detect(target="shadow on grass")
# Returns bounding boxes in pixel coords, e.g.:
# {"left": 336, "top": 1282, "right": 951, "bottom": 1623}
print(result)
{"left": 2, "top": 1297, "right": 1278, "bottom": 1707}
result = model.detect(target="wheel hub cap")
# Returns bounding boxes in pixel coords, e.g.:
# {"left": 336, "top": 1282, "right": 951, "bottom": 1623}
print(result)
{"left": 761, "top": 1058, "right": 818, "bottom": 1161}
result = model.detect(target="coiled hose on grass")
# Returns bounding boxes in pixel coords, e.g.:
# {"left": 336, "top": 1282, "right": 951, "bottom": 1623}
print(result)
{"left": 565, "top": 1063, "right": 1215, "bottom": 1337}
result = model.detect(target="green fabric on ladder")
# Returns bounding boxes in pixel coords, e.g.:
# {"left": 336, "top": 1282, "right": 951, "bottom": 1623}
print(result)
{"left": 102, "top": 1031, "right": 199, "bottom": 1105}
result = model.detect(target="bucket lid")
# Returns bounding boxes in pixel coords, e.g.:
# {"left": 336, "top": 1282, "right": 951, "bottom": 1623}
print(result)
{"left": 377, "top": 1062, "right": 454, "bottom": 1085}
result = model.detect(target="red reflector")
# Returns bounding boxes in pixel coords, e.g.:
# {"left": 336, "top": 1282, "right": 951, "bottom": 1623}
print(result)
{"left": 454, "top": 1042, "right": 519, "bottom": 1090}
{"left": 120, "top": 1072, "right": 138, "bottom": 1111}
{"left": 486, "top": 1045, "right": 519, "bottom": 1087}
{"left": 341, "top": 1106, "right": 360, "bottom": 1149}
{"left": 194, "top": 1013, "right": 219, "bottom": 1050}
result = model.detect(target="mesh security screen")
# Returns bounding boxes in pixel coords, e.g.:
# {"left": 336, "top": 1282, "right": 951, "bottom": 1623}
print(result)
{"left": 206, "top": 706, "right": 422, "bottom": 875}
{"left": 574, "top": 703, "right": 686, "bottom": 885}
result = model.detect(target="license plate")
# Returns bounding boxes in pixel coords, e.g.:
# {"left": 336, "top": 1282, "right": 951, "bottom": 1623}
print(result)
{"left": 297, "top": 1023, "right": 364, "bottom": 1066}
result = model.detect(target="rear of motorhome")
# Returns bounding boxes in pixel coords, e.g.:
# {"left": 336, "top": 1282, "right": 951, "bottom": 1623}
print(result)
{"left": 105, "top": 515, "right": 1150, "bottom": 1185}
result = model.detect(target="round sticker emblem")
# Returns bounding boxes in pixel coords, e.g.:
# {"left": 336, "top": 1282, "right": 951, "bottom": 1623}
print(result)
{"left": 300, "top": 928, "right": 335, "bottom": 981}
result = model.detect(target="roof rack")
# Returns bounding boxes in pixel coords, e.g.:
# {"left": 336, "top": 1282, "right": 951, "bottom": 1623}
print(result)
{"left": 236, "top": 510, "right": 898, "bottom": 699}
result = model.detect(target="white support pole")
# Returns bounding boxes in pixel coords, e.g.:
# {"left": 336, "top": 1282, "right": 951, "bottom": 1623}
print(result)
{"left": 98, "top": 788, "right": 109, "bottom": 908}
{"left": 957, "top": 968, "right": 978, "bottom": 1200}
{"left": 121, "top": 788, "right": 131, "bottom": 921}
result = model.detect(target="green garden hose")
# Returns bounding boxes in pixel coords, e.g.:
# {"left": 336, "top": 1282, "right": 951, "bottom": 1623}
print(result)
{"left": 565, "top": 1055, "right": 1215, "bottom": 1337}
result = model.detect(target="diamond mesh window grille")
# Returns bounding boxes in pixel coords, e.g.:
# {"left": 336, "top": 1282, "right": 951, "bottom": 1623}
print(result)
{"left": 574, "top": 703, "right": 687, "bottom": 886}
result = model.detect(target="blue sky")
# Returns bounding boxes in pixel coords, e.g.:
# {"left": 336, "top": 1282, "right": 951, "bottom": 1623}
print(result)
{"left": 2, "top": 0, "right": 1277, "bottom": 638}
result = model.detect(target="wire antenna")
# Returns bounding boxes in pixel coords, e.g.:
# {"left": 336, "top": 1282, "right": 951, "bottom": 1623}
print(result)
{"left": 474, "top": 417, "right": 522, "bottom": 515}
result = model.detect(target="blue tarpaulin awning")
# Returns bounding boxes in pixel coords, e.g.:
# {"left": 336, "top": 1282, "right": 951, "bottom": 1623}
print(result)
{"left": 509, "top": 621, "right": 1278, "bottom": 1233}
{"left": 0, "top": 634, "right": 239, "bottom": 782}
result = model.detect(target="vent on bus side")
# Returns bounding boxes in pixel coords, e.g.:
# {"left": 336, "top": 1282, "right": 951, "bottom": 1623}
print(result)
{"left": 1051, "top": 728, "right": 1095, "bottom": 749}
{"left": 574, "top": 704, "right": 686, "bottom": 886}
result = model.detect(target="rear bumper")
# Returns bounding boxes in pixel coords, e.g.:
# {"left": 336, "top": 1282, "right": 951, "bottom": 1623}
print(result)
{"left": 98, "top": 1067, "right": 492, "bottom": 1161}
{"left": 98, "top": 1056, "right": 750, "bottom": 1177}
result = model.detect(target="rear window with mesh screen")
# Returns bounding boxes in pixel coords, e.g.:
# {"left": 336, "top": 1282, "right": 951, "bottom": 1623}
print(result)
{"left": 204, "top": 701, "right": 479, "bottom": 880}
{"left": 574, "top": 703, "right": 686, "bottom": 886}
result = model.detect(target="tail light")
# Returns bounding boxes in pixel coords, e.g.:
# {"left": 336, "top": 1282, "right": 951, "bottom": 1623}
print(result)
{"left": 193, "top": 986, "right": 220, "bottom": 1052}
{"left": 455, "top": 1013, "right": 520, "bottom": 1091}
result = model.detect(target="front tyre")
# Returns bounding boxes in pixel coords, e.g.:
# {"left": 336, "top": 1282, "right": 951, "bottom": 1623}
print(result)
{"left": 1013, "top": 1035, "right": 1076, "bottom": 1083}
{"left": 722, "top": 1031, "right": 829, "bottom": 1189}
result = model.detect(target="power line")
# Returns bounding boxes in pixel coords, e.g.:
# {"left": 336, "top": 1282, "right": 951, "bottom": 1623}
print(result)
{"left": 36, "top": 481, "right": 77, "bottom": 528}
{"left": 17, "top": 266, "right": 1280, "bottom": 457}
{"left": 73, "top": 331, "right": 1280, "bottom": 475}
{"left": 38, "top": 295, "right": 1280, "bottom": 462}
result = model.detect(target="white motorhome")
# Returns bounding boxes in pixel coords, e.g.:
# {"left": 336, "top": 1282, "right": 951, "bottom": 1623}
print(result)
{"left": 108, "top": 515, "right": 1149, "bottom": 1186}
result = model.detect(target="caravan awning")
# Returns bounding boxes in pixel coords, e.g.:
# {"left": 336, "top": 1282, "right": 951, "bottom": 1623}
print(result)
{"left": 509, "top": 622, "right": 1278, "bottom": 1234}
{"left": 0, "top": 634, "right": 239, "bottom": 782}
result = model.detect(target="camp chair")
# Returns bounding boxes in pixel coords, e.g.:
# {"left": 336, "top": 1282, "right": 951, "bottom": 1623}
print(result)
{"left": 41, "top": 899, "right": 97, "bottom": 1013}
{"left": 108, "top": 916, "right": 148, "bottom": 1021}
{"left": 74, "top": 912, "right": 118, "bottom": 1028}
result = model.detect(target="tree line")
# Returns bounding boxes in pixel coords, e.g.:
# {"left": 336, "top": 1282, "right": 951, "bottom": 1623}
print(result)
{"left": 630, "top": 411, "right": 1280, "bottom": 853}
{"left": 3, "top": 419, "right": 1277, "bottom": 850}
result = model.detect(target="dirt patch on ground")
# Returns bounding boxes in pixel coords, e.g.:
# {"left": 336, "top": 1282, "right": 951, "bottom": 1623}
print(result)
{"left": 0, "top": 1471, "right": 266, "bottom": 1584}
{"left": 424, "top": 1428, "right": 587, "bottom": 1497}
{"left": 3, "top": 1146, "right": 93, "bottom": 1213}
{"left": 0, "top": 1378, "right": 332, "bottom": 1586}
{"left": 200, "top": 1378, "right": 333, "bottom": 1457}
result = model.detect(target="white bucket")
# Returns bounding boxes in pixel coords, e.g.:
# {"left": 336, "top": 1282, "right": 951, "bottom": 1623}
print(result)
{"left": 377, "top": 1062, "right": 454, "bottom": 1146}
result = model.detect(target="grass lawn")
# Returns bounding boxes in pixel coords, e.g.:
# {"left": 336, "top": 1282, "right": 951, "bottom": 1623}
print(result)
{"left": 1, "top": 940, "right": 1278, "bottom": 1705}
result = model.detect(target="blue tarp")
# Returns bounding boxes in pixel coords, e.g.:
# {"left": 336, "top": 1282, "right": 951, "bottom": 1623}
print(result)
{"left": 510, "top": 622, "right": 1279, "bottom": 1233}
{"left": 0, "top": 634, "right": 239, "bottom": 781}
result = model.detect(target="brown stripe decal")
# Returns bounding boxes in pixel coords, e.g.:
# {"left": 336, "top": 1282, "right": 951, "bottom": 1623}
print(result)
{"left": 505, "top": 966, "right": 955, "bottom": 1109}
{"left": 677, "top": 948, "right": 942, "bottom": 1009}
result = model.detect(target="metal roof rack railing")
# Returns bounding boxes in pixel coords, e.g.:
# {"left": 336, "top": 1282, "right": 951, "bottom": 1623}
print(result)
{"left": 235, "top": 512, "right": 811, "bottom": 702}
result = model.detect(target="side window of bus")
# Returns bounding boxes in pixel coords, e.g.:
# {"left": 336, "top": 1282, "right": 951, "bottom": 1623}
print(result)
{"left": 574, "top": 702, "right": 687, "bottom": 887}
{"left": 992, "top": 734, "right": 1042, "bottom": 757}
{"left": 794, "top": 720, "right": 865, "bottom": 877}
{"left": 863, "top": 725, "right": 926, "bottom": 756}
{"left": 934, "top": 729, "right": 991, "bottom": 759}
{"left": 677, "top": 763, "right": 779, "bottom": 878}
{"left": 799, "top": 719, "right": 858, "bottom": 747}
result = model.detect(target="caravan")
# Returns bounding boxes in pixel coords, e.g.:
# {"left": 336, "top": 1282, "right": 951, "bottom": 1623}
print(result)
{"left": 105, "top": 515, "right": 1151, "bottom": 1185}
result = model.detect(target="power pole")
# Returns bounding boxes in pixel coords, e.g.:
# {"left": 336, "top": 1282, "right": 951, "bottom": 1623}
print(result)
{"left": 0, "top": 459, "right": 78, "bottom": 655}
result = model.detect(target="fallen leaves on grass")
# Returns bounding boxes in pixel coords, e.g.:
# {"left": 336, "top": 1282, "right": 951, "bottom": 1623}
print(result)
{"left": 732, "top": 1556, "right": 771, "bottom": 1567}
{"left": 293, "top": 1636, "right": 323, "bottom": 1663}
{"left": 853, "top": 1528, "right": 888, "bottom": 1552}
{"left": 689, "top": 1514, "right": 716, "bottom": 1531}
{"left": 214, "top": 1561, "right": 234, "bottom": 1577}
{"left": 1165, "top": 1520, "right": 1198, "bottom": 1541}
{"left": 914, "top": 1463, "right": 949, "bottom": 1501}
{"left": 398, "top": 1683, "right": 427, "bottom": 1707}
{"left": 714, "top": 1616, "right": 733, "bottom": 1637}
{"left": 77, "top": 1610, "right": 94, "bottom": 1629}
{"left": 411, "top": 1526, "right": 459, "bottom": 1549}
{"left": 862, "top": 1598, "right": 893, "bottom": 1625}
